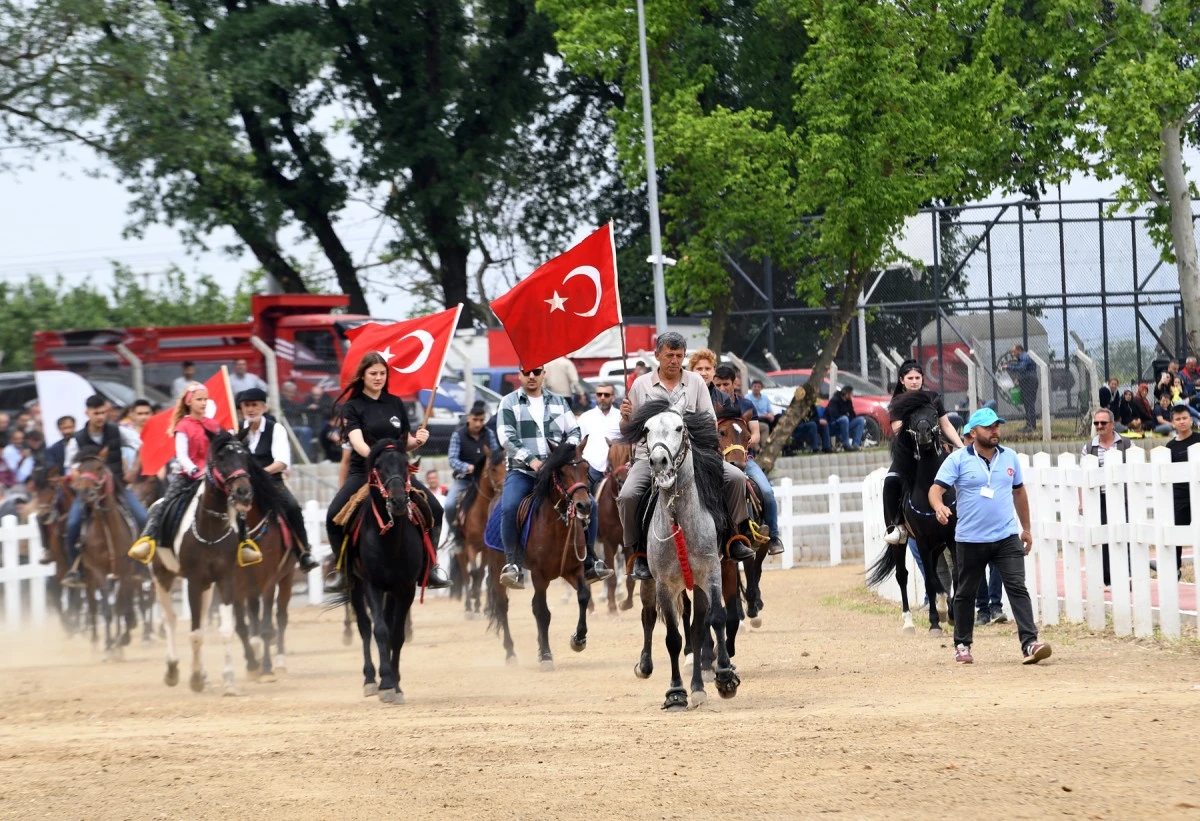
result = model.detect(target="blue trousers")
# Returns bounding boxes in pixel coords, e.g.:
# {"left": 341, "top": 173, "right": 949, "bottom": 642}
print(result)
{"left": 744, "top": 459, "right": 779, "bottom": 538}
{"left": 975, "top": 563, "right": 1003, "bottom": 611}
{"left": 501, "top": 469, "right": 597, "bottom": 566}
{"left": 443, "top": 476, "right": 471, "bottom": 529}
{"left": 793, "top": 421, "right": 831, "bottom": 453}
{"left": 829, "top": 415, "right": 865, "bottom": 448}
{"left": 66, "top": 488, "right": 148, "bottom": 562}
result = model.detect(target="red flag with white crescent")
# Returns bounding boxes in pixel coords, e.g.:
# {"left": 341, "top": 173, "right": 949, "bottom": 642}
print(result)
{"left": 339, "top": 305, "right": 462, "bottom": 398}
{"left": 140, "top": 368, "right": 236, "bottom": 475}
{"left": 489, "top": 223, "right": 622, "bottom": 369}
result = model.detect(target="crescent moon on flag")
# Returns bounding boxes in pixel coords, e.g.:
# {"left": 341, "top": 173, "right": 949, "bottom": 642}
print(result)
{"left": 562, "top": 265, "right": 602, "bottom": 318}
{"left": 392, "top": 330, "right": 435, "bottom": 374}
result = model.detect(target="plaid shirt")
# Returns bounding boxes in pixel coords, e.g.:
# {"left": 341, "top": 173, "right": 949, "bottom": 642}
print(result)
{"left": 498, "top": 388, "right": 580, "bottom": 476}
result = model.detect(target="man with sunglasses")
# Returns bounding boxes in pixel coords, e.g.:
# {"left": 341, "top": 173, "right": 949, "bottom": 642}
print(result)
{"left": 1078, "top": 407, "right": 1131, "bottom": 586}
{"left": 577, "top": 383, "right": 623, "bottom": 487}
{"left": 496, "top": 365, "right": 613, "bottom": 589}
{"left": 619, "top": 332, "right": 755, "bottom": 582}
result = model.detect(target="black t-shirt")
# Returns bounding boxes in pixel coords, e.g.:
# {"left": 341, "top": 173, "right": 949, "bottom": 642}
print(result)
{"left": 341, "top": 392, "right": 410, "bottom": 475}
{"left": 1166, "top": 434, "right": 1199, "bottom": 510}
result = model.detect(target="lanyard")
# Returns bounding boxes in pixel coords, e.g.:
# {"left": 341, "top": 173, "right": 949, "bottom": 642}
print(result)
{"left": 976, "top": 449, "right": 998, "bottom": 489}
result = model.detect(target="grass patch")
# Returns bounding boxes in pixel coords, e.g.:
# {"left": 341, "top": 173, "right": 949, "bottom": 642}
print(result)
{"left": 819, "top": 587, "right": 904, "bottom": 618}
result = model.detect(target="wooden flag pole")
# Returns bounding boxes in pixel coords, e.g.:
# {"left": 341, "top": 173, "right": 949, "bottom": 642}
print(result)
{"left": 221, "top": 365, "right": 237, "bottom": 432}
{"left": 419, "top": 303, "right": 465, "bottom": 431}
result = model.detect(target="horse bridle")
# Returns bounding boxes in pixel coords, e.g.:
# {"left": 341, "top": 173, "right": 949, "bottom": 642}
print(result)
{"left": 553, "top": 458, "right": 592, "bottom": 525}
{"left": 906, "top": 415, "right": 943, "bottom": 462}
{"left": 648, "top": 430, "right": 690, "bottom": 474}
{"left": 367, "top": 443, "right": 414, "bottom": 534}
{"left": 207, "top": 440, "right": 250, "bottom": 494}
{"left": 74, "top": 458, "right": 114, "bottom": 504}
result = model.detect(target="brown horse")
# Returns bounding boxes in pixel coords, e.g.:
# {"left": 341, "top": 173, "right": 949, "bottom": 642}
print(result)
{"left": 31, "top": 468, "right": 81, "bottom": 633}
{"left": 716, "top": 408, "right": 770, "bottom": 627}
{"left": 596, "top": 439, "right": 635, "bottom": 614}
{"left": 71, "top": 452, "right": 138, "bottom": 658}
{"left": 231, "top": 488, "right": 298, "bottom": 683}
{"left": 488, "top": 439, "right": 594, "bottom": 670}
{"left": 457, "top": 447, "right": 506, "bottom": 619}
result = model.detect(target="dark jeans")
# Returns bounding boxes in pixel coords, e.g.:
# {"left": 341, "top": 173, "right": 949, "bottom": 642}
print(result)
{"left": 829, "top": 415, "right": 865, "bottom": 449}
{"left": 975, "top": 564, "right": 1002, "bottom": 612}
{"left": 793, "top": 420, "right": 831, "bottom": 453}
{"left": 1099, "top": 492, "right": 1132, "bottom": 587}
{"left": 1018, "top": 377, "right": 1038, "bottom": 429}
{"left": 953, "top": 535, "right": 1037, "bottom": 650}
{"left": 500, "top": 470, "right": 537, "bottom": 566}
{"left": 326, "top": 471, "right": 442, "bottom": 558}
{"left": 66, "top": 486, "right": 148, "bottom": 563}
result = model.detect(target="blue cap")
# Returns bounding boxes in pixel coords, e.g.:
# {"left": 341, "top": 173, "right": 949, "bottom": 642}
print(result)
{"left": 962, "top": 407, "right": 1006, "bottom": 434}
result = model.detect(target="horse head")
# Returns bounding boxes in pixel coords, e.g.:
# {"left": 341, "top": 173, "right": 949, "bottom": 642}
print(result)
{"left": 644, "top": 410, "right": 688, "bottom": 490}
{"left": 208, "top": 433, "right": 254, "bottom": 513}
{"left": 32, "top": 467, "right": 62, "bottom": 521}
{"left": 70, "top": 453, "right": 112, "bottom": 507}
{"left": 482, "top": 447, "right": 507, "bottom": 497}
{"left": 535, "top": 438, "right": 592, "bottom": 525}
{"left": 605, "top": 438, "right": 632, "bottom": 492}
{"left": 716, "top": 407, "right": 752, "bottom": 470}
{"left": 367, "top": 439, "right": 411, "bottom": 522}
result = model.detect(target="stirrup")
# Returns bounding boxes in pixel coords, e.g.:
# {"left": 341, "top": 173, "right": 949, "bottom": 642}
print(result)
{"left": 747, "top": 519, "right": 771, "bottom": 545}
{"left": 237, "top": 538, "right": 264, "bottom": 567}
{"left": 724, "top": 534, "right": 754, "bottom": 560}
{"left": 128, "top": 536, "right": 157, "bottom": 565}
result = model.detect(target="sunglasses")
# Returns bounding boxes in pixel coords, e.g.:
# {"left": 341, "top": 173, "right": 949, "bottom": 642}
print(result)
{"left": 521, "top": 368, "right": 544, "bottom": 377}
{"left": 1093, "top": 420, "right": 1110, "bottom": 427}
{"left": 595, "top": 392, "right": 613, "bottom": 398}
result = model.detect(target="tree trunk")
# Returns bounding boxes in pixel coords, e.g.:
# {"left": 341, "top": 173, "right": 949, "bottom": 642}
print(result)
{"left": 437, "top": 241, "right": 474, "bottom": 328}
{"left": 707, "top": 295, "right": 729, "bottom": 353}
{"left": 757, "top": 263, "right": 870, "bottom": 474}
{"left": 1159, "top": 123, "right": 1200, "bottom": 356}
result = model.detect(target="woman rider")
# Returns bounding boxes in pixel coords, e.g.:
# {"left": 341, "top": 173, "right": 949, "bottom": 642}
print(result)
{"left": 128, "top": 383, "right": 261, "bottom": 566}
{"left": 882, "top": 360, "right": 965, "bottom": 545}
{"left": 323, "top": 353, "right": 450, "bottom": 593}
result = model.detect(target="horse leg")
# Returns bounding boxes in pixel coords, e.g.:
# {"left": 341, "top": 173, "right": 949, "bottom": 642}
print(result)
{"left": 603, "top": 539, "right": 618, "bottom": 615}
{"left": 153, "top": 573, "right": 180, "bottom": 686}
{"left": 621, "top": 554, "right": 636, "bottom": 610}
{"left": 350, "top": 581, "right": 377, "bottom": 695}
{"left": 387, "top": 589, "right": 415, "bottom": 705}
{"left": 342, "top": 602, "right": 354, "bottom": 647}
{"left": 920, "top": 544, "right": 944, "bottom": 636}
{"left": 894, "top": 543, "right": 914, "bottom": 635}
{"left": 711, "top": 580, "right": 740, "bottom": 699}
{"left": 471, "top": 561, "right": 485, "bottom": 615}
{"left": 635, "top": 580, "right": 656, "bottom": 679}
{"left": 681, "top": 591, "right": 693, "bottom": 664}
{"left": 659, "top": 584, "right": 687, "bottom": 711}
{"left": 257, "top": 580, "right": 278, "bottom": 682}
{"left": 188, "top": 583, "right": 211, "bottom": 693}
{"left": 688, "top": 586, "right": 710, "bottom": 707}
{"left": 364, "top": 585, "right": 397, "bottom": 701}
{"left": 217, "top": 578, "right": 238, "bottom": 696}
{"left": 569, "top": 572, "right": 590, "bottom": 652}
{"left": 101, "top": 577, "right": 116, "bottom": 659}
{"left": 745, "top": 551, "right": 765, "bottom": 627}
{"left": 275, "top": 577, "right": 292, "bottom": 669}
{"left": 496, "top": 579, "right": 517, "bottom": 666}
{"left": 531, "top": 580, "right": 554, "bottom": 671}
{"left": 232, "top": 598, "right": 258, "bottom": 676}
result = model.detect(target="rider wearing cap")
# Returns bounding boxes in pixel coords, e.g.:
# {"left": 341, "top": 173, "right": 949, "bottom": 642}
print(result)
{"left": 235, "top": 388, "right": 319, "bottom": 572}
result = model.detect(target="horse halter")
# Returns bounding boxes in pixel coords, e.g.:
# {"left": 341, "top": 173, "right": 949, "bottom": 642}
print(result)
{"left": 367, "top": 444, "right": 413, "bottom": 534}
{"left": 553, "top": 458, "right": 592, "bottom": 525}
{"left": 648, "top": 432, "right": 689, "bottom": 473}
{"left": 74, "top": 462, "right": 113, "bottom": 502}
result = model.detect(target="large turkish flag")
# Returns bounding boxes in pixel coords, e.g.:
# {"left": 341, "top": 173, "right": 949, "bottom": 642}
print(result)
{"left": 339, "top": 305, "right": 462, "bottom": 398}
{"left": 490, "top": 223, "right": 623, "bottom": 369}
{"left": 140, "top": 368, "right": 236, "bottom": 475}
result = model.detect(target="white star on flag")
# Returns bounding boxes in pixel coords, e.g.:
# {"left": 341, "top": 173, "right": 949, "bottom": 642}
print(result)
{"left": 377, "top": 346, "right": 394, "bottom": 362}
{"left": 544, "top": 291, "right": 567, "bottom": 312}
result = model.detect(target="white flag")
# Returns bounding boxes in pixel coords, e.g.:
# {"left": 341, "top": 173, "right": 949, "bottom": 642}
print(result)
{"left": 35, "top": 371, "right": 96, "bottom": 446}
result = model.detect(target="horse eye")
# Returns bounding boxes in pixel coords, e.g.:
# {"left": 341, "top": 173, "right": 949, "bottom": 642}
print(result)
{"left": 675, "top": 425, "right": 683, "bottom": 432}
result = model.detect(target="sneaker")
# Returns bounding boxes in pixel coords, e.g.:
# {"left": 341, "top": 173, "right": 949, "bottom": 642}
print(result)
{"left": 1022, "top": 642, "right": 1052, "bottom": 664}
{"left": 975, "top": 609, "right": 991, "bottom": 627}
{"left": 989, "top": 608, "right": 1008, "bottom": 625}
{"left": 954, "top": 643, "right": 973, "bottom": 664}
{"left": 499, "top": 564, "right": 525, "bottom": 590}
{"left": 883, "top": 525, "right": 907, "bottom": 545}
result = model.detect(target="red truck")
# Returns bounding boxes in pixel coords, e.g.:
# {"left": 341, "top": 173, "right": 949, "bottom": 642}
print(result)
{"left": 33, "top": 294, "right": 379, "bottom": 398}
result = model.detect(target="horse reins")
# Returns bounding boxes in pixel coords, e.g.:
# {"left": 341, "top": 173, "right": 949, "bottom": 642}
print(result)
{"left": 365, "top": 445, "right": 439, "bottom": 602}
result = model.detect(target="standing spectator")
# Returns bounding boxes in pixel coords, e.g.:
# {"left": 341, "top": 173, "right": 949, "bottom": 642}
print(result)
{"left": 44, "top": 416, "right": 77, "bottom": 472}
{"left": 0, "top": 412, "right": 9, "bottom": 448}
{"left": 826, "top": 385, "right": 865, "bottom": 451}
{"left": 25, "top": 429, "right": 46, "bottom": 467}
{"left": 792, "top": 402, "right": 832, "bottom": 454}
{"left": 120, "top": 399, "right": 153, "bottom": 471}
{"left": 1005, "top": 343, "right": 1039, "bottom": 432}
{"left": 577, "top": 384, "right": 623, "bottom": 486}
{"left": 689, "top": 349, "right": 731, "bottom": 410}
{"left": 633, "top": 360, "right": 652, "bottom": 378}
{"left": 14, "top": 411, "right": 33, "bottom": 434}
{"left": 2, "top": 430, "right": 35, "bottom": 486}
{"left": 229, "top": 358, "right": 268, "bottom": 397}
{"left": 172, "top": 361, "right": 197, "bottom": 398}
{"left": 930, "top": 407, "right": 1052, "bottom": 665}
{"left": 444, "top": 401, "right": 500, "bottom": 545}
{"left": 542, "top": 357, "right": 588, "bottom": 411}
{"left": 280, "top": 381, "right": 314, "bottom": 458}
{"left": 424, "top": 469, "right": 449, "bottom": 497}
{"left": 1153, "top": 394, "right": 1177, "bottom": 435}
{"left": 747, "top": 379, "right": 776, "bottom": 430}
{"left": 1166, "top": 404, "right": 1198, "bottom": 580}
{"left": 1078, "top": 408, "right": 1131, "bottom": 587}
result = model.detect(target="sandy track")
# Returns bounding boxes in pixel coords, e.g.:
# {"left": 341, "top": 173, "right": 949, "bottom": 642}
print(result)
{"left": 1, "top": 565, "right": 1199, "bottom": 820}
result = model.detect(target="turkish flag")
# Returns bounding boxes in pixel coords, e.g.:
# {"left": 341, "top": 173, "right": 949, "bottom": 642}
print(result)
{"left": 141, "top": 368, "right": 237, "bottom": 475}
{"left": 490, "top": 223, "right": 623, "bottom": 368}
{"left": 340, "top": 305, "right": 462, "bottom": 398}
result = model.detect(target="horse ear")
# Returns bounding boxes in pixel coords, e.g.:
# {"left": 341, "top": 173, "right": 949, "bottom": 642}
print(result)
{"left": 742, "top": 408, "right": 754, "bottom": 425}
{"left": 98, "top": 446, "right": 109, "bottom": 460}
{"left": 604, "top": 437, "right": 612, "bottom": 448}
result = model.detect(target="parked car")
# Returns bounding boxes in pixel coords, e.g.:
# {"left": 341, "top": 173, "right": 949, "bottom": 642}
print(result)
{"left": 0, "top": 371, "right": 173, "bottom": 417}
{"left": 768, "top": 369, "right": 892, "bottom": 447}
{"left": 410, "top": 379, "right": 502, "bottom": 454}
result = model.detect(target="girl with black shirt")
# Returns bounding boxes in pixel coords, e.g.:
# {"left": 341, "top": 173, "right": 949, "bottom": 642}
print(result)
{"left": 323, "top": 352, "right": 449, "bottom": 593}
{"left": 882, "top": 360, "right": 965, "bottom": 544}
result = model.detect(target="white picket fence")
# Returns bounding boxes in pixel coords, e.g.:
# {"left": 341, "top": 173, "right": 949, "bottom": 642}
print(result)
{"left": 863, "top": 447, "right": 1200, "bottom": 638}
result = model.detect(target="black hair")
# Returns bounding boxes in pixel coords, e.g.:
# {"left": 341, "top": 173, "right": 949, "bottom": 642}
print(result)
{"left": 714, "top": 364, "right": 738, "bottom": 382}
{"left": 892, "top": 359, "right": 924, "bottom": 397}
{"left": 132, "top": 399, "right": 152, "bottom": 410}
{"left": 182, "top": 360, "right": 195, "bottom": 369}
{"left": 716, "top": 404, "right": 745, "bottom": 422}
{"left": 1171, "top": 403, "right": 1193, "bottom": 417}
{"left": 85, "top": 394, "right": 107, "bottom": 410}
{"left": 56, "top": 415, "right": 74, "bottom": 428}
{"left": 468, "top": 400, "right": 488, "bottom": 417}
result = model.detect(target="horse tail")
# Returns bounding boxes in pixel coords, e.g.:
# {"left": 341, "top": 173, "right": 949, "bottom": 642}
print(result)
{"left": 866, "top": 544, "right": 900, "bottom": 588}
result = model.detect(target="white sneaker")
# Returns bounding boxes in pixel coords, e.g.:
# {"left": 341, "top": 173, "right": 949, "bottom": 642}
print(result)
{"left": 883, "top": 526, "right": 907, "bottom": 545}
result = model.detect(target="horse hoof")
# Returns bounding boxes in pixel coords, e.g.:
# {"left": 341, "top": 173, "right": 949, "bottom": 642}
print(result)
{"left": 619, "top": 598, "right": 634, "bottom": 611}
{"left": 391, "top": 690, "right": 405, "bottom": 706}
{"left": 688, "top": 689, "right": 707, "bottom": 709}
{"left": 222, "top": 685, "right": 240, "bottom": 698}
{"left": 363, "top": 683, "right": 378, "bottom": 697}
{"left": 258, "top": 672, "right": 277, "bottom": 684}
{"left": 379, "top": 689, "right": 396, "bottom": 704}
{"left": 465, "top": 611, "right": 477, "bottom": 621}
{"left": 928, "top": 627, "right": 944, "bottom": 637}
{"left": 119, "top": 633, "right": 132, "bottom": 647}
{"left": 189, "top": 672, "right": 206, "bottom": 693}
{"left": 246, "top": 658, "right": 261, "bottom": 674}
{"left": 505, "top": 654, "right": 519, "bottom": 667}
{"left": 701, "top": 668, "right": 715, "bottom": 683}
{"left": 902, "top": 624, "right": 916, "bottom": 635}
{"left": 569, "top": 634, "right": 586, "bottom": 652}
{"left": 634, "top": 657, "right": 653, "bottom": 679}
{"left": 275, "top": 658, "right": 287, "bottom": 674}
{"left": 538, "top": 658, "right": 555, "bottom": 672}
{"left": 164, "top": 661, "right": 179, "bottom": 687}
{"left": 342, "top": 631, "right": 353, "bottom": 647}
{"left": 749, "top": 616, "right": 763, "bottom": 629}
{"left": 662, "top": 689, "right": 688, "bottom": 711}
{"left": 715, "top": 668, "right": 740, "bottom": 699}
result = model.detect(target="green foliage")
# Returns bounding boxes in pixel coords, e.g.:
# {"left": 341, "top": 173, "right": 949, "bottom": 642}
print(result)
{"left": 0, "top": 266, "right": 259, "bottom": 371}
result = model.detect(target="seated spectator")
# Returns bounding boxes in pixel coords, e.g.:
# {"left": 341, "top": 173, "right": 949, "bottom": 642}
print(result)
{"left": 1170, "top": 377, "right": 1200, "bottom": 422}
{"left": 425, "top": 469, "right": 448, "bottom": 497}
{"left": 826, "top": 385, "right": 865, "bottom": 451}
{"left": 1, "top": 430, "right": 34, "bottom": 486}
{"left": 792, "top": 402, "right": 832, "bottom": 454}
{"left": 747, "top": 379, "right": 775, "bottom": 430}
{"left": 318, "top": 411, "right": 342, "bottom": 463}
{"left": 1130, "top": 384, "right": 1155, "bottom": 429}
{"left": 1115, "top": 388, "right": 1135, "bottom": 428}
{"left": 280, "top": 380, "right": 314, "bottom": 459}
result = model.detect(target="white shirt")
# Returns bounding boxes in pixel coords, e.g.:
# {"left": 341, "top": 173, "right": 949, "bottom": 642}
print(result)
{"left": 172, "top": 376, "right": 193, "bottom": 397}
{"left": 577, "top": 406, "right": 623, "bottom": 472}
{"left": 526, "top": 395, "right": 546, "bottom": 435}
{"left": 229, "top": 371, "right": 268, "bottom": 396}
{"left": 243, "top": 418, "right": 291, "bottom": 470}
{"left": 64, "top": 425, "right": 143, "bottom": 471}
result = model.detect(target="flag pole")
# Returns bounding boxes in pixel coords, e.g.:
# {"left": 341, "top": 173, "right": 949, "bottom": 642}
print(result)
{"left": 221, "top": 365, "right": 237, "bottom": 431}
{"left": 420, "top": 303, "right": 465, "bottom": 431}
{"left": 607, "top": 220, "right": 635, "bottom": 392}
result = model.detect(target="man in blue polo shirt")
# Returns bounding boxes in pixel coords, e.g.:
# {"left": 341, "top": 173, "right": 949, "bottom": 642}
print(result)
{"left": 929, "top": 407, "right": 1052, "bottom": 666}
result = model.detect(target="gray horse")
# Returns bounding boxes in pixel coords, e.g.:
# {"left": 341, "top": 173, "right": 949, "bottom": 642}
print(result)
{"left": 625, "top": 401, "right": 740, "bottom": 710}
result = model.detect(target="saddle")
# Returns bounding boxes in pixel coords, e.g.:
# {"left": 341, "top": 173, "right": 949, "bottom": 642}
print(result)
{"left": 158, "top": 481, "right": 202, "bottom": 549}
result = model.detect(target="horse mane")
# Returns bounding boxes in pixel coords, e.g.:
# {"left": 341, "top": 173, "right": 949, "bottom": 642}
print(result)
{"left": 716, "top": 405, "right": 744, "bottom": 422}
{"left": 618, "top": 398, "right": 672, "bottom": 444}
{"left": 489, "top": 447, "right": 505, "bottom": 467}
{"left": 532, "top": 440, "right": 579, "bottom": 501}
{"left": 888, "top": 389, "right": 935, "bottom": 425}
{"left": 32, "top": 466, "right": 56, "bottom": 490}
{"left": 366, "top": 438, "right": 409, "bottom": 474}
{"left": 458, "top": 447, "right": 490, "bottom": 518}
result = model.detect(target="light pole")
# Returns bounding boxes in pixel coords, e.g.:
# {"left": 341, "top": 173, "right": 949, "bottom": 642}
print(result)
{"left": 636, "top": 0, "right": 668, "bottom": 335}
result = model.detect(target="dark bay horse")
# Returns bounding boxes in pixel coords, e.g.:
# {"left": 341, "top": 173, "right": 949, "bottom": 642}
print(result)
{"left": 333, "top": 440, "right": 432, "bottom": 704}
{"left": 487, "top": 439, "right": 595, "bottom": 671}
{"left": 867, "top": 391, "right": 958, "bottom": 636}
{"left": 71, "top": 452, "right": 138, "bottom": 658}
{"left": 32, "top": 468, "right": 81, "bottom": 635}
{"left": 597, "top": 439, "right": 635, "bottom": 614}
{"left": 716, "top": 407, "right": 769, "bottom": 627}
{"left": 456, "top": 447, "right": 505, "bottom": 620}
{"left": 150, "top": 433, "right": 257, "bottom": 695}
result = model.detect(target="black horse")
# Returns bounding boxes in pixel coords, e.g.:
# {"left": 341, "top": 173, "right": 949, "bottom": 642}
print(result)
{"left": 333, "top": 439, "right": 432, "bottom": 704}
{"left": 867, "top": 391, "right": 958, "bottom": 636}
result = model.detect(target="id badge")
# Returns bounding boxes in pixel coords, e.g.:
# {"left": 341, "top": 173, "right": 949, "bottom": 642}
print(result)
{"left": 980, "top": 487, "right": 995, "bottom": 499}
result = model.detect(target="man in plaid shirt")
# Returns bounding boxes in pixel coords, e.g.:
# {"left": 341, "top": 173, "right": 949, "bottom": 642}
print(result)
{"left": 497, "top": 365, "right": 613, "bottom": 590}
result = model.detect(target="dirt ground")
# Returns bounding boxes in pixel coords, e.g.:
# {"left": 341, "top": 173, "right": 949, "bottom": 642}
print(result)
{"left": 1, "top": 565, "right": 1199, "bottom": 820}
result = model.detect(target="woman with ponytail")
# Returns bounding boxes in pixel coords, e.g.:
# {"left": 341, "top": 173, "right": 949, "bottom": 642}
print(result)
{"left": 322, "top": 353, "right": 449, "bottom": 593}
{"left": 881, "top": 361, "right": 965, "bottom": 545}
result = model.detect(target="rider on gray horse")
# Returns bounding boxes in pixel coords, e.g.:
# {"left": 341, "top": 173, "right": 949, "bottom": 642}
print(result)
{"left": 617, "top": 331, "right": 755, "bottom": 581}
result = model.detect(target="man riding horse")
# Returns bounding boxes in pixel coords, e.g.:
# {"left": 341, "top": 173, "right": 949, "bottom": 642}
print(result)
{"left": 443, "top": 400, "right": 500, "bottom": 553}
{"left": 62, "top": 394, "right": 148, "bottom": 588}
{"left": 497, "top": 365, "right": 613, "bottom": 589}
{"left": 234, "top": 388, "right": 319, "bottom": 572}
{"left": 618, "top": 332, "right": 755, "bottom": 582}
